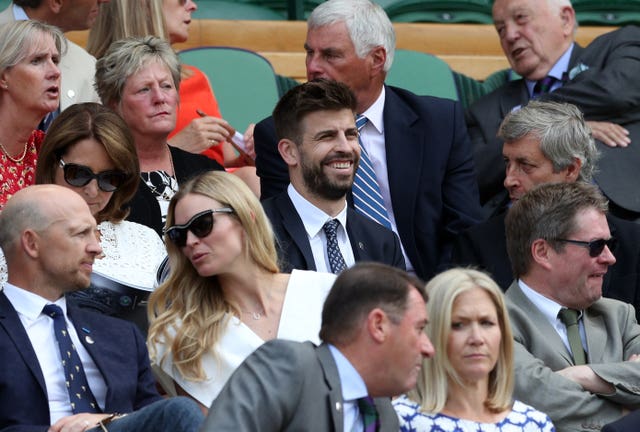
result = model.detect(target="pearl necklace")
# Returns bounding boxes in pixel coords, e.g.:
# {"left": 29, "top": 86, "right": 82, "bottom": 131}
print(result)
{"left": 0, "top": 140, "right": 28, "bottom": 163}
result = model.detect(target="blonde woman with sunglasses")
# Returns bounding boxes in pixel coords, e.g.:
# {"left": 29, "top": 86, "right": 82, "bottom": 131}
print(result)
{"left": 147, "top": 171, "right": 337, "bottom": 413}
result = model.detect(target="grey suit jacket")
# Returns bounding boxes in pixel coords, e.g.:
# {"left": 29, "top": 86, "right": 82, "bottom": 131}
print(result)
{"left": 201, "top": 340, "right": 399, "bottom": 432}
{"left": 0, "top": 4, "right": 100, "bottom": 111}
{"left": 506, "top": 281, "right": 640, "bottom": 431}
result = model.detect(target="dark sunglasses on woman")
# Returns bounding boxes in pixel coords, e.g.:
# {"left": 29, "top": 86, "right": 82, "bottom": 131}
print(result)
{"left": 165, "top": 208, "right": 234, "bottom": 247}
{"left": 59, "top": 159, "right": 127, "bottom": 192}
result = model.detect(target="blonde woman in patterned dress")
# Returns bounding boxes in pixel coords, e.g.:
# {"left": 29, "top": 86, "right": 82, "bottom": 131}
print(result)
{"left": 0, "top": 20, "right": 65, "bottom": 209}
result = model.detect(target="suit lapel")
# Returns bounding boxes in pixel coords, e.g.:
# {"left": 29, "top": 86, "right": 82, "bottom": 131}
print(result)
{"left": 276, "top": 194, "right": 317, "bottom": 270}
{"left": 345, "top": 208, "right": 367, "bottom": 262}
{"left": 499, "top": 81, "right": 529, "bottom": 117}
{"left": 582, "top": 310, "right": 606, "bottom": 364}
{"left": 316, "top": 344, "right": 345, "bottom": 432}
{"left": 0, "top": 292, "right": 48, "bottom": 396}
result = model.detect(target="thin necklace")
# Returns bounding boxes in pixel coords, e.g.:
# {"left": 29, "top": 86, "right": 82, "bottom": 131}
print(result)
{"left": 0, "top": 140, "right": 27, "bottom": 163}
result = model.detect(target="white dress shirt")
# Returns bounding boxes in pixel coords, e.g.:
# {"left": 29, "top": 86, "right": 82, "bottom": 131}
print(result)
{"left": 287, "top": 184, "right": 355, "bottom": 272}
{"left": 3, "top": 283, "right": 107, "bottom": 424}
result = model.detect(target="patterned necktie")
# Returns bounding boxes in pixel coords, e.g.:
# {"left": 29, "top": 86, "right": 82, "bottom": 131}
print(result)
{"left": 357, "top": 396, "right": 380, "bottom": 432}
{"left": 323, "top": 219, "right": 347, "bottom": 274}
{"left": 352, "top": 115, "right": 392, "bottom": 229}
{"left": 558, "top": 308, "right": 587, "bottom": 365}
{"left": 42, "top": 304, "right": 100, "bottom": 414}
{"left": 532, "top": 76, "right": 557, "bottom": 99}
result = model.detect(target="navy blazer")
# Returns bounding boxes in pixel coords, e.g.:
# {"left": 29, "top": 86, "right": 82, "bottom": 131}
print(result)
{"left": 262, "top": 191, "right": 405, "bottom": 272}
{"left": 0, "top": 293, "right": 161, "bottom": 432}
{"left": 127, "top": 145, "right": 224, "bottom": 237}
{"left": 255, "top": 85, "right": 482, "bottom": 280}
{"left": 603, "top": 410, "right": 640, "bottom": 432}
{"left": 452, "top": 211, "right": 640, "bottom": 320}
{"left": 467, "top": 26, "right": 640, "bottom": 215}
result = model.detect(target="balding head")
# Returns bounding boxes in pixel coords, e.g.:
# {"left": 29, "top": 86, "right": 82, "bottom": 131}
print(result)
{"left": 0, "top": 185, "right": 101, "bottom": 300}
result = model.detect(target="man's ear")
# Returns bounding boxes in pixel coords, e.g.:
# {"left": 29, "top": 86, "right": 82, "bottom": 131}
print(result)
{"left": 369, "top": 46, "right": 386, "bottom": 77}
{"left": 531, "top": 238, "right": 553, "bottom": 271}
{"left": 278, "top": 139, "right": 300, "bottom": 167}
{"left": 564, "top": 157, "right": 582, "bottom": 182}
{"left": 559, "top": 5, "right": 576, "bottom": 37}
{"left": 21, "top": 230, "right": 41, "bottom": 259}
{"left": 47, "top": 0, "right": 64, "bottom": 14}
{"left": 366, "top": 308, "right": 390, "bottom": 344}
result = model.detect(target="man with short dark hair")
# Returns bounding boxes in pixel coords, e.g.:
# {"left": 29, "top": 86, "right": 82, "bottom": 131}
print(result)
{"left": 504, "top": 181, "right": 640, "bottom": 431}
{"left": 0, "top": 185, "right": 203, "bottom": 431}
{"left": 262, "top": 79, "right": 405, "bottom": 273}
{"left": 200, "top": 262, "right": 434, "bottom": 432}
{"left": 254, "top": 0, "right": 482, "bottom": 280}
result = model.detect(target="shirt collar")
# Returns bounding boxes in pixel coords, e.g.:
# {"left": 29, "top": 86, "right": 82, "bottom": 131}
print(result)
{"left": 525, "top": 43, "right": 574, "bottom": 95}
{"left": 360, "top": 86, "right": 386, "bottom": 135}
{"left": 287, "top": 184, "right": 348, "bottom": 238}
{"left": 12, "top": 4, "right": 29, "bottom": 21}
{"left": 518, "top": 279, "right": 582, "bottom": 324}
{"left": 3, "top": 282, "right": 67, "bottom": 322}
{"left": 328, "top": 344, "right": 368, "bottom": 401}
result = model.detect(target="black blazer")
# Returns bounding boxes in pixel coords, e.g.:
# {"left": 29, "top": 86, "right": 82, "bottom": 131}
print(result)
{"left": 0, "top": 293, "right": 161, "bottom": 431}
{"left": 262, "top": 191, "right": 405, "bottom": 272}
{"left": 451, "top": 211, "right": 640, "bottom": 320}
{"left": 602, "top": 410, "right": 640, "bottom": 432}
{"left": 467, "top": 26, "right": 640, "bottom": 215}
{"left": 255, "top": 85, "right": 482, "bottom": 280}
{"left": 127, "top": 146, "right": 224, "bottom": 237}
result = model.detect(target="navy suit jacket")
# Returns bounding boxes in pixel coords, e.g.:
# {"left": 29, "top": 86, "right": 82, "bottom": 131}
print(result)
{"left": 467, "top": 26, "right": 640, "bottom": 215}
{"left": 0, "top": 293, "right": 161, "bottom": 432}
{"left": 603, "top": 410, "right": 640, "bottom": 432}
{"left": 452, "top": 211, "right": 640, "bottom": 320}
{"left": 262, "top": 191, "right": 405, "bottom": 272}
{"left": 255, "top": 85, "right": 482, "bottom": 280}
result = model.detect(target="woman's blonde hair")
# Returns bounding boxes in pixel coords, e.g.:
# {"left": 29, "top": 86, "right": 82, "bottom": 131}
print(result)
{"left": 147, "top": 171, "right": 279, "bottom": 381}
{"left": 408, "top": 268, "right": 514, "bottom": 413}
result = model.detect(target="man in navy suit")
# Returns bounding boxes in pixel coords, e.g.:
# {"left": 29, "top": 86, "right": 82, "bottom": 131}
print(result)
{"left": 453, "top": 100, "right": 640, "bottom": 320}
{"left": 262, "top": 79, "right": 405, "bottom": 273}
{"left": 254, "top": 0, "right": 482, "bottom": 280}
{"left": 467, "top": 0, "right": 640, "bottom": 218}
{"left": 0, "top": 185, "right": 203, "bottom": 432}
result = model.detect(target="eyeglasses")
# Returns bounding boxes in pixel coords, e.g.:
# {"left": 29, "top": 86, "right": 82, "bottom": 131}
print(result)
{"left": 165, "top": 208, "right": 234, "bottom": 247}
{"left": 59, "top": 159, "right": 127, "bottom": 192}
{"left": 555, "top": 237, "right": 618, "bottom": 257}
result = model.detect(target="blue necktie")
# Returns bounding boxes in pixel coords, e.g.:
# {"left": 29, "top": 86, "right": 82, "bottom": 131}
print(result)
{"left": 352, "top": 115, "right": 392, "bottom": 229}
{"left": 532, "top": 76, "right": 557, "bottom": 99}
{"left": 42, "top": 304, "right": 100, "bottom": 414}
{"left": 323, "top": 219, "right": 347, "bottom": 274}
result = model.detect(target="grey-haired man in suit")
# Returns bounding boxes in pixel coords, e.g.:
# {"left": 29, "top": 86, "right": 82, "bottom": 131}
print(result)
{"left": 201, "top": 262, "right": 434, "bottom": 432}
{"left": 504, "top": 181, "right": 640, "bottom": 431}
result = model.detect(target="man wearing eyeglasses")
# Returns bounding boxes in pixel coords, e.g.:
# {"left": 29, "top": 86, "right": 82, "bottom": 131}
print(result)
{"left": 504, "top": 181, "right": 640, "bottom": 432}
{"left": 452, "top": 100, "right": 640, "bottom": 321}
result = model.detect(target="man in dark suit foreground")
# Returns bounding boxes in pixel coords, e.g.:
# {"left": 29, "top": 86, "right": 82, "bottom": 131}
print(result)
{"left": 201, "top": 263, "right": 434, "bottom": 431}
{"left": 453, "top": 100, "right": 640, "bottom": 319}
{"left": 467, "top": 0, "right": 640, "bottom": 218}
{"left": 262, "top": 79, "right": 405, "bottom": 273}
{"left": 504, "top": 182, "right": 640, "bottom": 431}
{"left": 0, "top": 185, "right": 203, "bottom": 432}
{"left": 255, "top": 0, "right": 482, "bottom": 280}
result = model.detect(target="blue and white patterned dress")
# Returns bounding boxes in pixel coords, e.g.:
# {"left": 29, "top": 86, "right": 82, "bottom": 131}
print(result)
{"left": 393, "top": 395, "right": 555, "bottom": 432}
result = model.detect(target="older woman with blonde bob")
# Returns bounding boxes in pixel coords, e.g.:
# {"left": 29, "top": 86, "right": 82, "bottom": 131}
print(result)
{"left": 147, "top": 170, "right": 336, "bottom": 412}
{"left": 394, "top": 268, "right": 555, "bottom": 431}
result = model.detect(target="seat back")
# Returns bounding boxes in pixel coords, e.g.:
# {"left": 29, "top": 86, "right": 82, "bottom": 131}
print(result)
{"left": 192, "top": 0, "right": 285, "bottom": 20}
{"left": 386, "top": 49, "right": 458, "bottom": 100}
{"left": 178, "top": 46, "right": 280, "bottom": 131}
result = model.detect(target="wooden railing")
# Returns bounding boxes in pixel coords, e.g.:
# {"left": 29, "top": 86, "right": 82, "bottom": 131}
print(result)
{"left": 67, "top": 20, "right": 616, "bottom": 81}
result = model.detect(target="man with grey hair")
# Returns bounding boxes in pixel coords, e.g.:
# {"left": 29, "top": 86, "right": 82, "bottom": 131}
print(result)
{"left": 0, "top": 0, "right": 107, "bottom": 128}
{"left": 467, "top": 0, "right": 640, "bottom": 220}
{"left": 254, "top": 0, "right": 482, "bottom": 281}
{"left": 453, "top": 100, "right": 640, "bottom": 321}
{"left": 504, "top": 181, "right": 640, "bottom": 431}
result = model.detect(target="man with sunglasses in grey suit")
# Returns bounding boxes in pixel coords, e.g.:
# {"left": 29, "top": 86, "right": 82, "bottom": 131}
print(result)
{"left": 504, "top": 181, "right": 640, "bottom": 432}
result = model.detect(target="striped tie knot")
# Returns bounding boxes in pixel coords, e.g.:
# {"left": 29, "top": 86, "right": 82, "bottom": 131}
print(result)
{"left": 357, "top": 396, "right": 380, "bottom": 432}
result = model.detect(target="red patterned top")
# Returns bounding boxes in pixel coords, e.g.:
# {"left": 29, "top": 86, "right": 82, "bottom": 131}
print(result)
{"left": 0, "top": 130, "right": 45, "bottom": 210}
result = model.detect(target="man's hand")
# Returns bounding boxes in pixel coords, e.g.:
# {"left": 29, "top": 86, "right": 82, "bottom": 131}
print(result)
{"left": 587, "top": 121, "right": 630, "bottom": 147}
{"left": 556, "top": 365, "right": 615, "bottom": 394}
{"left": 48, "top": 413, "right": 113, "bottom": 432}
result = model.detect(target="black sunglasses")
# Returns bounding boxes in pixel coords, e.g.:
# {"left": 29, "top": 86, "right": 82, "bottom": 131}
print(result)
{"left": 59, "top": 159, "right": 127, "bottom": 192}
{"left": 165, "top": 208, "right": 234, "bottom": 247}
{"left": 555, "top": 237, "right": 618, "bottom": 257}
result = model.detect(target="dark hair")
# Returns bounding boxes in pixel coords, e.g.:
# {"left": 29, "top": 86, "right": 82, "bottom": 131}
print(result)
{"left": 319, "top": 262, "right": 426, "bottom": 345}
{"left": 35, "top": 103, "right": 140, "bottom": 223}
{"left": 273, "top": 79, "right": 357, "bottom": 144}
{"left": 13, "top": 1, "right": 42, "bottom": 7}
{"left": 505, "top": 182, "right": 609, "bottom": 278}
